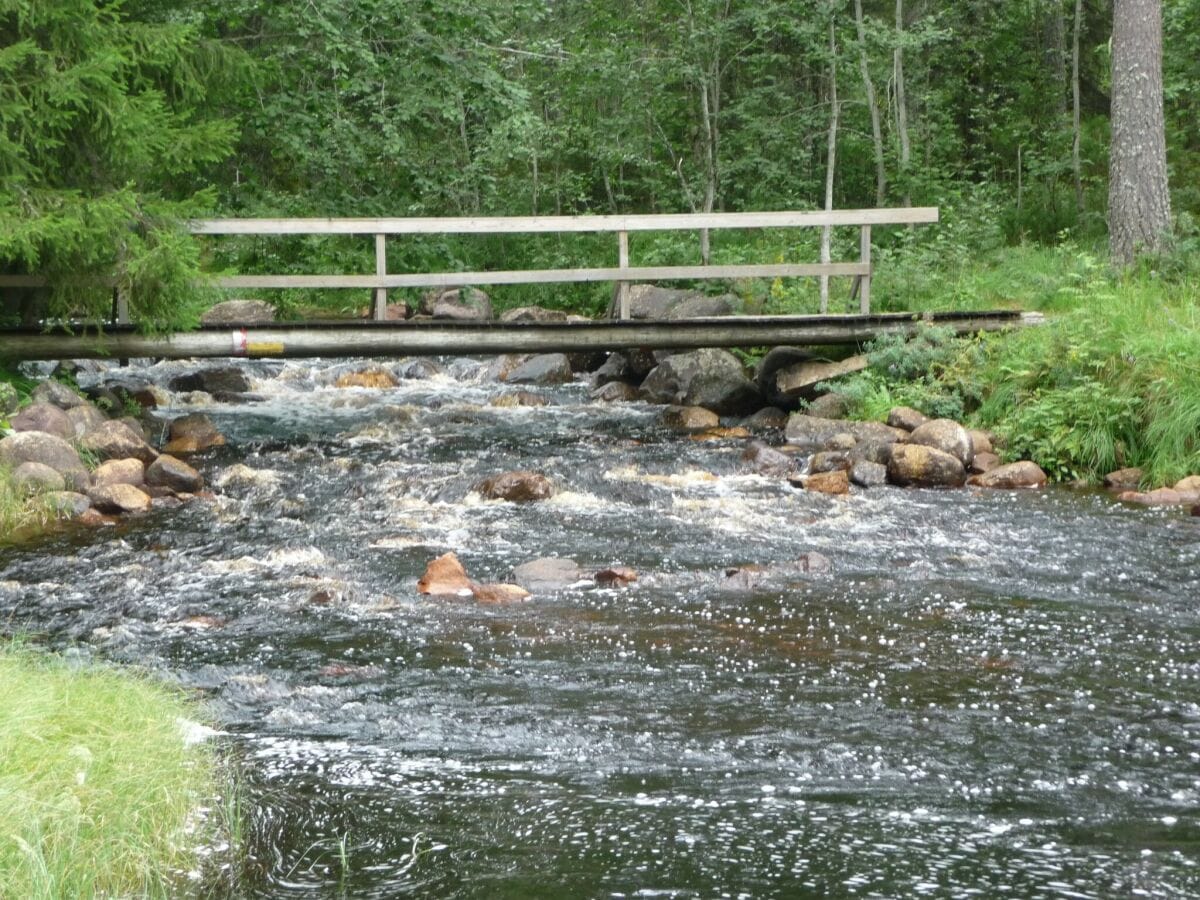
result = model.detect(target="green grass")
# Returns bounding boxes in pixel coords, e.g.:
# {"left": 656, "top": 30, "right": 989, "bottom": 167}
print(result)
{"left": 0, "top": 645, "right": 233, "bottom": 898}
{"left": 0, "top": 465, "right": 55, "bottom": 541}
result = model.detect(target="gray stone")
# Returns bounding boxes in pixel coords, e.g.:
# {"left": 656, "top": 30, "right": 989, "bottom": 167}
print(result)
{"left": 661, "top": 405, "right": 719, "bottom": 431}
{"left": 31, "top": 379, "right": 87, "bottom": 410}
{"left": 512, "top": 558, "right": 583, "bottom": 592}
{"left": 907, "top": 419, "right": 974, "bottom": 468}
{"left": 850, "top": 459, "right": 888, "bottom": 488}
{"left": 591, "top": 353, "right": 635, "bottom": 388}
{"left": 9, "top": 403, "right": 72, "bottom": 440}
{"left": 969, "top": 451, "right": 1002, "bottom": 475}
{"left": 887, "top": 444, "right": 967, "bottom": 488}
{"left": 499, "top": 306, "right": 570, "bottom": 323}
{"left": 426, "top": 287, "right": 492, "bottom": 320}
{"left": 886, "top": 406, "right": 928, "bottom": 432}
{"left": 806, "top": 392, "right": 850, "bottom": 420}
{"left": 164, "top": 413, "right": 225, "bottom": 453}
{"left": 718, "top": 554, "right": 834, "bottom": 592}
{"left": 591, "top": 381, "right": 639, "bottom": 403}
{"left": 146, "top": 454, "right": 204, "bottom": 493}
{"left": 12, "top": 461, "right": 66, "bottom": 494}
{"left": 623, "top": 285, "right": 698, "bottom": 319}
{"left": 641, "top": 348, "right": 761, "bottom": 416}
{"left": 505, "top": 353, "right": 573, "bottom": 385}
{"left": 200, "top": 299, "right": 276, "bottom": 325}
{"left": 43, "top": 491, "right": 91, "bottom": 518}
{"left": 169, "top": 366, "right": 251, "bottom": 395}
{"left": 741, "top": 442, "right": 795, "bottom": 476}
{"left": 0, "top": 432, "right": 88, "bottom": 491}
{"left": 65, "top": 404, "right": 108, "bottom": 439}
{"left": 784, "top": 414, "right": 903, "bottom": 451}
{"left": 80, "top": 420, "right": 158, "bottom": 465}
{"left": 740, "top": 407, "right": 789, "bottom": 431}
{"left": 810, "top": 451, "right": 852, "bottom": 474}
{"left": 664, "top": 294, "right": 735, "bottom": 319}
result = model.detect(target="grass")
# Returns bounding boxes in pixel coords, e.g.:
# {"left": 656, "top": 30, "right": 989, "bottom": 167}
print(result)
{"left": 0, "top": 644, "right": 233, "bottom": 898}
{"left": 0, "top": 465, "right": 56, "bottom": 541}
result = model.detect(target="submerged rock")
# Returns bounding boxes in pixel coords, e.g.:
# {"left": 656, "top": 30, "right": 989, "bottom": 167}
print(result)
{"left": 505, "top": 353, "right": 573, "bottom": 385}
{"left": 512, "top": 558, "right": 582, "bottom": 592}
{"left": 474, "top": 471, "right": 555, "bottom": 502}
{"left": 417, "top": 552, "right": 474, "bottom": 596}
{"left": 490, "top": 391, "right": 551, "bottom": 408}
{"left": 165, "top": 414, "right": 226, "bottom": 454}
{"left": 594, "top": 567, "right": 638, "bottom": 587}
{"left": 805, "top": 470, "right": 850, "bottom": 495}
{"left": 719, "top": 554, "right": 833, "bottom": 592}
{"left": 887, "top": 444, "right": 966, "bottom": 488}
{"left": 471, "top": 583, "right": 532, "bottom": 603}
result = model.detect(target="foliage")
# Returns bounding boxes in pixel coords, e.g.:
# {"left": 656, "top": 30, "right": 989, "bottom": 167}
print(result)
{"left": 0, "top": 644, "right": 232, "bottom": 898}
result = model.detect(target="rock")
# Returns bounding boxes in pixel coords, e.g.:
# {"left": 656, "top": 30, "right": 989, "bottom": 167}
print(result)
{"left": 806, "top": 392, "right": 850, "bottom": 420}
{"left": 906, "top": 419, "right": 974, "bottom": 468}
{"left": 12, "top": 461, "right": 65, "bottom": 494}
{"left": 0, "top": 382, "right": 18, "bottom": 416}
{"left": 1192, "top": 504, "right": 1200, "bottom": 517}
{"left": 9, "top": 403, "right": 72, "bottom": 440}
{"left": 165, "top": 414, "right": 225, "bottom": 453}
{"left": 169, "top": 366, "right": 251, "bottom": 395}
{"left": 591, "top": 381, "right": 639, "bottom": 403}
{"left": 490, "top": 391, "right": 551, "bottom": 408}
{"left": 80, "top": 420, "right": 158, "bottom": 465}
{"left": 969, "top": 451, "right": 1002, "bottom": 475}
{"left": 512, "top": 558, "right": 583, "bottom": 592}
{"left": 474, "top": 471, "right": 555, "bottom": 502}
{"left": 968, "top": 429, "right": 994, "bottom": 455}
{"left": 83, "top": 385, "right": 123, "bottom": 413}
{"left": 1117, "top": 488, "right": 1200, "bottom": 507}
{"left": 200, "top": 299, "right": 276, "bottom": 325}
{"left": 397, "top": 358, "right": 442, "bottom": 379}
{"left": 1103, "top": 467, "right": 1143, "bottom": 490}
{"left": 499, "top": 306, "right": 570, "bottom": 323}
{"left": 470, "top": 583, "right": 532, "bottom": 603}
{"left": 689, "top": 426, "right": 750, "bottom": 441}
{"left": 146, "top": 455, "right": 204, "bottom": 493}
{"left": 641, "top": 348, "right": 761, "bottom": 416}
{"left": 1174, "top": 475, "right": 1200, "bottom": 492}
{"left": 719, "top": 554, "right": 833, "bottom": 591}
{"left": 77, "top": 508, "right": 118, "bottom": 528}
{"left": 756, "top": 347, "right": 814, "bottom": 408}
{"left": 784, "top": 414, "right": 902, "bottom": 451}
{"left": 805, "top": 470, "right": 850, "bottom": 495}
{"left": 92, "top": 458, "right": 145, "bottom": 488}
{"left": 742, "top": 442, "right": 795, "bottom": 477}
{"left": 623, "top": 284, "right": 705, "bottom": 319}
{"left": 809, "top": 451, "right": 852, "bottom": 474}
{"left": 850, "top": 459, "right": 888, "bottom": 488}
{"left": 425, "top": 287, "right": 492, "bottom": 320}
{"left": 416, "top": 552, "right": 474, "bottom": 596}
{"left": 661, "top": 405, "right": 719, "bottom": 431}
{"left": 483, "top": 354, "right": 530, "bottom": 383}
{"left": 886, "top": 406, "right": 928, "bottom": 432}
{"left": 505, "top": 353, "right": 573, "bottom": 385}
{"left": 594, "top": 567, "right": 638, "bottom": 587}
{"left": 125, "top": 384, "right": 171, "bottom": 410}
{"left": 887, "top": 444, "right": 967, "bottom": 488}
{"left": 591, "top": 353, "right": 635, "bottom": 388}
{"left": 43, "top": 491, "right": 91, "bottom": 518}
{"left": 969, "top": 461, "right": 1048, "bottom": 489}
{"left": 335, "top": 366, "right": 399, "bottom": 389}
{"left": 88, "top": 483, "right": 153, "bottom": 514}
{"left": 31, "top": 379, "right": 87, "bottom": 410}
{"left": 741, "top": 407, "right": 789, "bottom": 431}
{"left": 0, "top": 432, "right": 88, "bottom": 491}
{"left": 849, "top": 438, "right": 894, "bottom": 466}
{"left": 665, "top": 294, "right": 735, "bottom": 319}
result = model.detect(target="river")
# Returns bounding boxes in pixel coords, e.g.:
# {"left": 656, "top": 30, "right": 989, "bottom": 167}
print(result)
{"left": 2, "top": 356, "right": 1198, "bottom": 898}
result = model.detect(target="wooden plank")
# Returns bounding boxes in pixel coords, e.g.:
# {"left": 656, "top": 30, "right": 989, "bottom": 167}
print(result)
{"left": 775, "top": 354, "right": 869, "bottom": 399}
{"left": 617, "top": 231, "right": 630, "bottom": 320}
{"left": 372, "top": 233, "right": 387, "bottom": 320}
{"left": 188, "top": 207, "right": 940, "bottom": 235}
{"left": 859, "top": 224, "right": 872, "bottom": 315}
{"left": 214, "top": 262, "right": 871, "bottom": 290}
{"left": 0, "top": 276, "right": 49, "bottom": 287}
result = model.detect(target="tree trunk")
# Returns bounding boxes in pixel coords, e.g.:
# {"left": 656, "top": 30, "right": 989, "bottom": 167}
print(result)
{"left": 854, "top": 0, "right": 886, "bottom": 206}
{"left": 894, "top": 0, "right": 912, "bottom": 211}
{"left": 821, "top": 18, "right": 839, "bottom": 314}
{"left": 1071, "top": 0, "right": 1083, "bottom": 212}
{"left": 1108, "top": 0, "right": 1171, "bottom": 265}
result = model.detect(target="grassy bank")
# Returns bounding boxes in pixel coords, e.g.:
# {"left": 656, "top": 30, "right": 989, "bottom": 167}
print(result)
{"left": 0, "top": 645, "right": 231, "bottom": 898}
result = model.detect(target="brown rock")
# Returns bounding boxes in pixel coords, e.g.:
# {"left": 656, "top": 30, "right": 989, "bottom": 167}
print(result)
{"left": 416, "top": 552, "right": 474, "bottom": 596}
{"left": 65, "top": 404, "right": 107, "bottom": 439}
{"left": 77, "top": 508, "right": 118, "bottom": 527}
{"left": 146, "top": 455, "right": 204, "bottom": 493}
{"left": 886, "top": 406, "right": 928, "bottom": 432}
{"left": 661, "top": 405, "right": 719, "bottom": 431}
{"left": 1174, "top": 475, "right": 1200, "bottom": 493}
{"left": 969, "top": 461, "right": 1047, "bottom": 489}
{"left": 1117, "top": 488, "right": 1200, "bottom": 507}
{"left": 471, "top": 583, "right": 532, "bottom": 603}
{"left": 166, "top": 414, "right": 225, "bottom": 453}
{"left": 88, "top": 483, "right": 152, "bottom": 514}
{"left": 741, "top": 442, "right": 795, "bottom": 477}
{"left": 12, "top": 461, "right": 65, "bottom": 494}
{"left": 81, "top": 420, "right": 158, "bottom": 465}
{"left": 805, "top": 470, "right": 850, "bottom": 495}
{"left": 594, "top": 567, "right": 638, "bottom": 587}
{"left": 887, "top": 444, "right": 967, "bottom": 488}
{"left": 9, "top": 403, "right": 73, "bottom": 440}
{"left": 505, "top": 353, "right": 573, "bottom": 385}
{"left": 1103, "top": 467, "right": 1143, "bottom": 490}
{"left": 969, "top": 451, "right": 1002, "bottom": 475}
{"left": 907, "top": 419, "right": 974, "bottom": 468}
{"left": 92, "top": 458, "right": 146, "bottom": 488}
{"left": 689, "top": 426, "right": 751, "bottom": 441}
{"left": 591, "top": 381, "right": 639, "bottom": 403}
{"left": 474, "top": 471, "right": 555, "bottom": 502}
{"left": 44, "top": 491, "right": 91, "bottom": 518}
{"left": 0, "top": 432, "right": 89, "bottom": 491}
{"left": 1192, "top": 504, "right": 1200, "bottom": 517}
{"left": 809, "top": 451, "right": 852, "bottom": 474}
{"left": 968, "top": 429, "right": 994, "bottom": 455}
{"left": 335, "top": 367, "right": 399, "bottom": 389}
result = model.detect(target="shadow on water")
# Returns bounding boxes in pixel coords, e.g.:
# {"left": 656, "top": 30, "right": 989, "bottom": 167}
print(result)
{"left": 2, "top": 356, "right": 1200, "bottom": 897}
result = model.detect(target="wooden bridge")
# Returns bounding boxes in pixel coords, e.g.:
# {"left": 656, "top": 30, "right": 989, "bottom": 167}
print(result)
{"left": 0, "top": 207, "right": 1034, "bottom": 361}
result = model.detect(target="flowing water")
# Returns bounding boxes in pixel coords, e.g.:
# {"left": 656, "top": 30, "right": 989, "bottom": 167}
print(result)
{"left": 2, "top": 357, "right": 1199, "bottom": 898}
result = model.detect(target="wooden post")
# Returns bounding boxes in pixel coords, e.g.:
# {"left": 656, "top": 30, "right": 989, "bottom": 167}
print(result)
{"left": 617, "top": 230, "right": 630, "bottom": 320}
{"left": 859, "top": 224, "right": 872, "bottom": 314}
{"left": 372, "top": 233, "right": 387, "bottom": 321}
{"left": 115, "top": 288, "right": 130, "bottom": 324}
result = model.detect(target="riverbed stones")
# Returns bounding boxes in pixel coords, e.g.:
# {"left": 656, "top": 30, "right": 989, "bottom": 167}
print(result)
{"left": 0, "top": 432, "right": 89, "bottom": 491}
{"left": 661, "top": 405, "right": 719, "bottom": 431}
{"left": 12, "top": 461, "right": 65, "bottom": 494}
{"left": 499, "top": 305, "right": 569, "bottom": 323}
{"left": 594, "top": 566, "right": 638, "bottom": 587}
{"left": 1116, "top": 487, "right": 1200, "bottom": 507}
{"left": 88, "top": 483, "right": 153, "bottom": 514}
{"left": 641, "top": 348, "right": 761, "bottom": 416}
{"left": 887, "top": 406, "right": 928, "bottom": 432}
{"left": 805, "top": 469, "right": 850, "bottom": 495}
{"left": 741, "top": 407, "right": 789, "bottom": 431}
{"left": 1103, "top": 467, "right": 1143, "bottom": 490}
{"left": 165, "top": 414, "right": 226, "bottom": 454}
{"left": 806, "top": 392, "right": 850, "bottom": 420}
{"left": 784, "top": 413, "right": 902, "bottom": 451}
{"left": 471, "top": 583, "right": 532, "bottom": 603}
{"left": 591, "top": 381, "right": 639, "bottom": 403}
{"left": 81, "top": 420, "right": 158, "bottom": 465}
{"left": 43, "top": 491, "right": 91, "bottom": 518}
{"left": 623, "top": 285, "right": 704, "bottom": 319}
{"left": 474, "top": 471, "right": 555, "bottom": 502}
{"left": 850, "top": 459, "right": 888, "bottom": 488}
{"left": 968, "top": 461, "right": 1047, "bottom": 489}
{"left": 512, "top": 557, "right": 582, "bottom": 592}
{"left": 425, "top": 287, "right": 492, "bottom": 320}
{"left": 64, "top": 403, "right": 106, "bottom": 439}
{"left": 887, "top": 444, "right": 967, "bottom": 488}
{"left": 742, "top": 442, "right": 794, "bottom": 477}
{"left": 490, "top": 391, "right": 551, "bottom": 408}
{"left": 169, "top": 366, "right": 252, "bottom": 395}
{"left": 968, "top": 429, "right": 994, "bottom": 455}
{"left": 31, "top": 379, "right": 87, "bottom": 410}
{"left": 719, "top": 554, "right": 833, "bottom": 592}
{"left": 9, "top": 403, "right": 73, "bottom": 440}
{"left": 906, "top": 419, "right": 974, "bottom": 469}
{"left": 809, "top": 451, "right": 852, "bottom": 475}
{"left": 417, "top": 552, "right": 474, "bottom": 596}
{"left": 505, "top": 353, "right": 573, "bottom": 385}
{"left": 334, "top": 366, "right": 398, "bottom": 389}
{"left": 146, "top": 454, "right": 204, "bottom": 493}
{"left": 200, "top": 299, "right": 276, "bottom": 325}
{"left": 92, "top": 458, "right": 145, "bottom": 488}
{"left": 591, "top": 353, "right": 634, "bottom": 388}
{"left": 969, "top": 451, "right": 1002, "bottom": 475}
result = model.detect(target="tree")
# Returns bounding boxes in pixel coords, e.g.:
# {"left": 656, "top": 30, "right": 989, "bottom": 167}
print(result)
{"left": 1108, "top": 0, "right": 1172, "bottom": 265}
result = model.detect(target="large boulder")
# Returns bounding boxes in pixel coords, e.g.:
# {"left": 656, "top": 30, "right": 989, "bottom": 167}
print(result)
{"left": 641, "top": 348, "right": 761, "bottom": 416}
{"left": 146, "top": 455, "right": 204, "bottom": 493}
{"left": 969, "top": 461, "right": 1047, "bottom": 489}
{"left": 474, "top": 471, "right": 555, "bottom": 502}
{"left": 887, "top": 444, "right": 967, "bottom": 488}
{"left": 512, "top": 558, "right": 583, "bottom": 592}
{"left": 12, "top": 461, "right": 66, "bottom": 494}
{"left": 80, "top": 420, "right": 158, "bottom": 465}
{"left": 591, "top": 381, "right": 639, "bottom": 403}
{"left": 9, "top": 403, "right": 72, "bottom": 440}
{"left": 169, "top": 366, "right": 251, "bottom": 395}
{"left": 88, "top": 483, "right": 153, "bottom": 514}
{"left": 665, "top": 294, "right": 735, "bottom": 319}
{"left": 425, "top": 287, "right": 492, "bottom": 320}
{"left": 65, "top": 404, "right": 108, "bottom": 439}
{"left": 591, "top": 353, "right": 635, "bottom": 388}
{"left": 756, "top": 347, "right": 813, "bottom": 409}
{"left": 31, "top": 379, "right": 87, "bottom": 410}
{"left": 906, "top": 419, "right": 974, "bottom": 468}
{"left": 969, "top": 451, "right": 1002, "bottom": 475}
{"left": 784, "top": 414, "right": 903, "bottom": 451}
{"left": 850, "top": 459, "right": 888, "bottom": 488}
{"left": 741, "top": 442, "right": 795, "bottom": 477}
{"left": 622, "top": 285, "right": 700, "bottom": 319}
{"left": 164, "top": 414, "right": 226, "bottom": 454}
{"left": 200, "top": 299, "right": 276, "bottom": 325}
{"left": 505, "top": 353, "right": 573, "bottom": 385}
{"left": 0, "top": 432, "right": 88, "bottom": 491}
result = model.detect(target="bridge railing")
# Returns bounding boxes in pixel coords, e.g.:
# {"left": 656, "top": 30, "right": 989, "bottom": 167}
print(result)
{"left": 188, "top": 208, "right": 938, "bottom": 321}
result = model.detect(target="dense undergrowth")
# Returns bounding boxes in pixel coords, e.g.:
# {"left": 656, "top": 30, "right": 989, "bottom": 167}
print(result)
{"left": 0, "top": 644, "right": 233, "bottom": 898}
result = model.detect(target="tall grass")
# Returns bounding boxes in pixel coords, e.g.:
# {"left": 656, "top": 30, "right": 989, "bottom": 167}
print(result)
{"left": 0, "top": 645, "right": 232, "bottom": 898}
{"left": 0, "top": 465, "right": 54, "bottom": 541}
